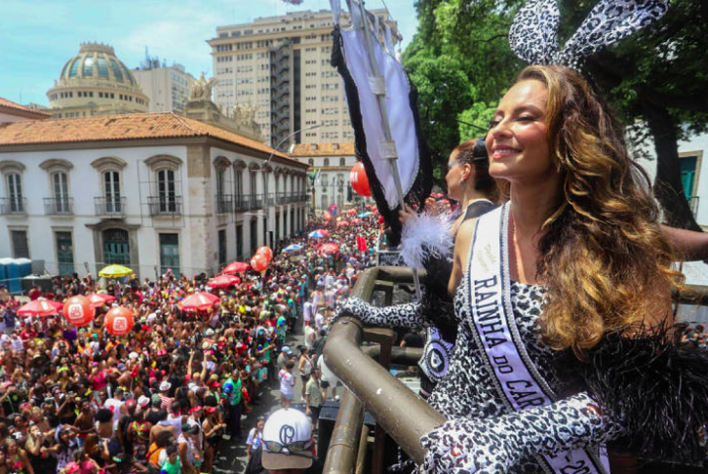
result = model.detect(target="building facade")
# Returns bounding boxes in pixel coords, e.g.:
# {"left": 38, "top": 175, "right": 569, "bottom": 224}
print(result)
{"left": 132, "top": 63, "right": 195, "bottom": 115}
{"left": 0, "top": 113, "right": 309, "bottom": 279}
{"left": 207, "top": 9, "right": 398, "bottom": 148}
{"left": 46, "top": 43, "right": 149, "bottom": 119}
{"left": 290, "top": 142, "right": 370, "bottom": 212}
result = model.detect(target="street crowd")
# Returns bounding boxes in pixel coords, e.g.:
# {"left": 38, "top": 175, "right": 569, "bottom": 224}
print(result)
{"left": 0, "top": 211, "right": 379, "bottom": 474}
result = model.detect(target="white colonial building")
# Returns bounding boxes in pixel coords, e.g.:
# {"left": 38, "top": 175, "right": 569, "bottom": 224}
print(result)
{"left": 0, "top": 112, "right": 309, "bottom": 279}
{"left": 289, "top": 142, "right": 371, "bottom": 212}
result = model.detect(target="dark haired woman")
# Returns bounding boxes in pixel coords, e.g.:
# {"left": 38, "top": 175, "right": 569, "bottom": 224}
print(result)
{"left": 338, "top": 137, "right": 502, "bottom": 399}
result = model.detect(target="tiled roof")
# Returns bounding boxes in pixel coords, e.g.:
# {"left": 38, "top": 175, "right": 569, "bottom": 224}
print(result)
{"left": 0, "top": 112, "right": 300, "bottom": 163}
{"left": 0, "top": 97, "right": 50, "bottom": 119}
{"left": 290, "top": 142, "right": 355, "bottom": 156}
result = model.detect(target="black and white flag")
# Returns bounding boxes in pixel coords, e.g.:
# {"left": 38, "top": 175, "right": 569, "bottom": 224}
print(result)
{"left": 329, "top": 0, "right": 432, "bottom": 246}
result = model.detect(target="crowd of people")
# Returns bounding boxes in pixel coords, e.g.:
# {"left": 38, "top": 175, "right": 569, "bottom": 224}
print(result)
{"left": 0, "top": 213, "right": 379, "bottom": 474}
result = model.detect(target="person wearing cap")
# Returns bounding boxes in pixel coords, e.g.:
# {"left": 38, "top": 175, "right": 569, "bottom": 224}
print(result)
{"left": 222, "top": 369, "right": 243, "bottom": 440}
{"left": 177, "top": 422, "right": 201, "bottom": 474}
{"left": 157, "top": 382, "right": 172, "bottom": 411}
{"left": 277, "top": 347, "right": 293, "bottom": 372}
{"left": 260, "top": 408, "right": 319, "bottom": 474}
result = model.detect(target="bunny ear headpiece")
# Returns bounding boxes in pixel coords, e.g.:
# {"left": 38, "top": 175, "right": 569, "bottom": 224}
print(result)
{"left": 509, "top": 0, "right": 669, "bottom": 69}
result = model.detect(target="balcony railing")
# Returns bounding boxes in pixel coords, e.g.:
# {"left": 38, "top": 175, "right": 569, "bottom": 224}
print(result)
{"left": 276, "top": 192, "right": 288, "bottom": 205}
{"left": 215, "top": 194, "right": 233, "bottom": 214}
{"left": 94, "top": 196, "right": 125, "bottom": 217}
{"left": 44, "top": 197, "right": 74, "bottom": 215}
{"left": 147, "top": 196, "right": 182, "bottom": 217}
{"left": 249, "top": 194, "right": 263, "bottom": 210}
{"left": 234, "top": 195, "right": 250, "bottom": 213}
{"left": 0, "top": 197, "right": 27, "bottom": 216}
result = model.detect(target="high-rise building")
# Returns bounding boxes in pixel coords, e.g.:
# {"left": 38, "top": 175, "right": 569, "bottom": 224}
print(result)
{"left": 46, "top": 43, "right": 149, "bottom": 119}
{"left": 133, "top": 56, "right": 196, "bottom": 115}
{"left": 207, "top": 9, "right": 398, "bottom": 148}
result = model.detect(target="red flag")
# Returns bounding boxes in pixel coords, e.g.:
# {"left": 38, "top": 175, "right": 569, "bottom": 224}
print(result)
{"left": 357, "top": 235, "right": 367, "bottom": 253}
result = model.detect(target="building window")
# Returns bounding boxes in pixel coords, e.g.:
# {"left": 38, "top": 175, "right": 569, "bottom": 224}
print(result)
{"left": 159, "top": 233, "right": 180, "bottom": 275}
{"left": 236, "top": 224, "right": 243, "bottom": 261}
{"left": 103, "top": 171, "right": 122, "bottom": 213}
{"left": 324, "top": 158, "right": 330, "bottom": 167}
{"left": 308, "top": 159, "right": 314, "bottom": 166}
{"left": 218, "top": 229, "right": 227, "bottom": 269}
{"left": 103, "top": 228, "right": 130, "bottom": 265}
{"left": 11, "top": 230, "right": 29, "bottom": 259}
{"left": 6, "top": 173, "right": 24, "bottom": 213}
{"left": 55, "top": 231, "right": 74, "bottom": 276}
{"left": 339, "top": 157, "right": 346, "bottom": 166}
{"left": 157, "top": 169, "right": 177, "bottom": 213}
{"left": 52, "top": 172, "right": 70, "bottom": 212}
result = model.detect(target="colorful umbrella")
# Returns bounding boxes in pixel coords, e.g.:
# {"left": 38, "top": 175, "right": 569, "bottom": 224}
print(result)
{"left": 222, "top": 262, "right": 250, "bottom": 274}
{"left": 282, "top": 244, "right": 304, "bottom": 253}
{"left": 309, "top": 230, "right": 327, "bottom": 239}
{"left": 336, "top": 220, "right": 350, "bottom": 227}
{"left": 17, "top": 298, "right": 62, "bottom": 318}
{"left": 178, "top": 292, "right": 220, "bottom": 312}
{"left": 352, "top": 218, "right": 363, "bottom": 224}
{"left": 98, "top": 264, "right": 133, "bottom": 278}
{"left": 87, "top": 293, "right": 116, "bottom": 309}
{"left": 357, "top": 213, "right": 370, "bottom": 218}
{"left": 320, "top": 243, "right": 340, "bottom": 255}
{"left": 346, "top": 208, "right": 357, "bottom": 215}
{"left": 208, "top": 274, "right": 241, "bottom": 289}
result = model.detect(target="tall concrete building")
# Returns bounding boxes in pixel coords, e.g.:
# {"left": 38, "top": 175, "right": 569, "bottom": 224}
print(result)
{"left": 207, "top": 9, "right": 398, "bottom": 148}
{"left": 133, "top": 59, "right": 196, "bottom": 115}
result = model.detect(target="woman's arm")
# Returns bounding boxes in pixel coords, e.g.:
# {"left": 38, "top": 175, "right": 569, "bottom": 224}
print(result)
{"left": 448, "top": 219, "right": 476, "bottom": 298}
{"left": 660, "top": 224, "right": 708, "bottom": 262}
{"left": 336, "top": 298, "right": 424, "bottom": 330}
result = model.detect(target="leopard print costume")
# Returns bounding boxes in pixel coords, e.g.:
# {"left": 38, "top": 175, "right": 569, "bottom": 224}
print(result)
{"left": 340, "top": 280, "right": 623, "bottom": 473}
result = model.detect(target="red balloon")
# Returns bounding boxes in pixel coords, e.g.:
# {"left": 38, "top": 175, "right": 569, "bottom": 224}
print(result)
{"left": 350, "top": 162, "right": 371, "bottom": 197}
{"left": 250, "top": 254, "right": 269, "bottom": 272}
{"left": 105, "top": 306, "right": 135, "bottom": 336}
{"left": 255, "top": 246, "right": 273, "bottom": 261}
{"left": 63, "top": 295, "right": 95, "bottom": 327}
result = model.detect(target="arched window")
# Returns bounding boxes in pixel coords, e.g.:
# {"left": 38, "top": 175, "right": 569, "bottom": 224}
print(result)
{"left": 340, "top": 157, "right": 346, "bottom": 166}
{"left": 308, "top": 158, "right": 314, "bottom": 166}
{"left": 103, "top": 170, "right": 122, "bottom": 214}
{"left": 324, "top": 158, "right": 330, "bottom": 167}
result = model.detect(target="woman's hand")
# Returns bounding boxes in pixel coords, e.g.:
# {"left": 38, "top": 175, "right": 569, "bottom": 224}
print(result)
{"left": 398, "top": 204, "right": 417, "bottom": 226}
{"left": 424, "top": 197, "right": 440, "bottom": 216}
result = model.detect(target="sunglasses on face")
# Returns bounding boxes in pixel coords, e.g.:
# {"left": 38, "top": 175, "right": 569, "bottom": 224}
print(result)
{"left": 263, "top": 440, "right": 313, "bottom": 458}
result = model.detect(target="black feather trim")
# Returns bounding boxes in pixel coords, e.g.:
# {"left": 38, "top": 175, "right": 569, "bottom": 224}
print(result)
{"left": 577, "top": 330, "right": 708, "bottom": 462}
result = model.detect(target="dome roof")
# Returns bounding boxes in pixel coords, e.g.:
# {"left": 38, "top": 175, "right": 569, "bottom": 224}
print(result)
{"left": 58, "top": 43, "right": 137, "bottom": 85}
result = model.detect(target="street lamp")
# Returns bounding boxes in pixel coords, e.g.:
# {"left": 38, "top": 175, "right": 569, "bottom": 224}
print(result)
{"left": 264, "top": 123, "right": 322, "bottom": 249}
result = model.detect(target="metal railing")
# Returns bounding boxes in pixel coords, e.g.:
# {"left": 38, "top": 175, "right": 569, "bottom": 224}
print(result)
{"left": 249, "top": 194, "right": 264, "bottom": 210}
{"left": 234, "top": 195, "right": 249, "bottom": 213}
{"left": 215, "top": 194, "right": 233, "bottom": 214}
{"left": 94, "top": 196, "right": 125, "bottom": 217}
{"left": 0, "top": 197, "right": 27, "bottom": 215}
{"left": 323, "top": 267, "right": 445, "bottom": 474}
{"left": 276, "top": 192, "right": 288, "bottom": 205}
{"left": 147, "top": 196, "right": 182, "bottom": 217}
{"left": 44, "top": 197, "right": 73, "bottom": 215}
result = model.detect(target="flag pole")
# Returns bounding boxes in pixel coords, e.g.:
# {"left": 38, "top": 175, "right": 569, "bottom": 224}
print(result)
{"left": 354, "top": 0, "right": 423, "bottom": 301}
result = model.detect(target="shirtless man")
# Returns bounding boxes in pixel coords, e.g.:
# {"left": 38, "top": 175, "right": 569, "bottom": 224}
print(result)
{"left": 73, "top": 399, "right": 96, "bottom": 447}
{"left": 148, "top": 409, "right": 175, "bottom": 446}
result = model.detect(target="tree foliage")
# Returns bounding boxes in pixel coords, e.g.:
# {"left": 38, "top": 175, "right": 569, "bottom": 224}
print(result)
{"left": 403, "top": 0, "right": 708, "bottom": 229}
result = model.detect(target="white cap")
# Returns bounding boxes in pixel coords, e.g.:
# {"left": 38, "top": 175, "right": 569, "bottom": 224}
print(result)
{"left": 261, "top": 408, "right": 313, "bottom": 470}
{"left": 159, "top": 381, "right": 171, "bottom": 392}
{"left": 137, "top": 396, "right": 150, "bottom": 408}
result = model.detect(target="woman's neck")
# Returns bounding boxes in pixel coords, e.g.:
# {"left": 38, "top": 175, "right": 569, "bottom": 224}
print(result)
{"left": 509, "top": 179, "right": 561, "bottom": 240}
{"left": 460, "top": 187, "right": 490, "bottom": 210}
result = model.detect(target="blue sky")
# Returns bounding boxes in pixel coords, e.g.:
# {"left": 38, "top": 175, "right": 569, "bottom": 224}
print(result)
{"left": 0, "top": 0, "right": 418, "bottom": 107}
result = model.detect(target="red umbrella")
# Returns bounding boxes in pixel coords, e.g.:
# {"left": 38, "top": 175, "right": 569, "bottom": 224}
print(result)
{"left": 208, "top": 274, "right": 241, "bottom": 289}
{"left": 320, "top": 243, "right": 340, "bottom": 255}
{"left": 314, "top": 229, "right": 330, "bottom": 237}
{"left": 178, "top": 292, "right": 220, "bottom": 312}
{"left": 222, "top": 262, "right": 250, "bottom": 274}
{"left": 352, "top": 218, "right": 363, "bottom": 224}
{"left": 17, "top": 298, "right": 62, "bottom": 317}
{"left": 87, "top": 293, "right": 116, "bottom": 309}
{"left": 336, "top": 220, "right": 350, "bottom": 227}
{"left": 346, "top": 208, "right": 357, "bottom": 215}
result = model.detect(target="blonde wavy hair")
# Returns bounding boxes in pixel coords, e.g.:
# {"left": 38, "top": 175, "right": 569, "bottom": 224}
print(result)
{"left": 518, "top": 65, "right": 684, "bottom": 358}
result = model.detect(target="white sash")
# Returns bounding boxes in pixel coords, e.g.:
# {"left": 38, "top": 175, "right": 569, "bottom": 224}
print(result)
{"left": 468, "top": 204, "right": 610, "bottom": 474}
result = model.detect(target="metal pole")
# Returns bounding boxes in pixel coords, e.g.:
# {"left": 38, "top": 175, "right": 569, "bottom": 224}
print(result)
{"left": 264, "top": 124, "right": 321, "bottom": 249}
{"left": 355, "top": 0, "right": 422, "bottom": 300}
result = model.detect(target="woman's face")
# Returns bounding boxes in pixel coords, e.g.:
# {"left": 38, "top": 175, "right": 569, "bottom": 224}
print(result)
{"left": 486, "top": 79, "right": 552, "bottom": 186}
{"left": 445, "top": 150, "right": 471, "bottom": 202}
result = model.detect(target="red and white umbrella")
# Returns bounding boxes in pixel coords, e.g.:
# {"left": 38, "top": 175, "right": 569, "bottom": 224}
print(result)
{"left": 87, "top": 293, "right": 116, "bottom": 309}
{"left": 222, "top": 262, "right": 250, "bottom": 274}
{"left": 178, "top": 292, "right": 220, "bottom": 312}
{"left": 320, "top": 243, "right": 340, "bottom": 255}
{"left": 208, "top": 274, "right": 241, "bottom": 289}
{"left": 17, "top": 298, "right": 62, "bottom": 318}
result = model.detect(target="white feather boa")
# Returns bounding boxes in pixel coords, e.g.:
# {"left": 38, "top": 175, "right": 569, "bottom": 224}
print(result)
{"left": 400, "top": 212, "right": 454, "bottom": 270}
